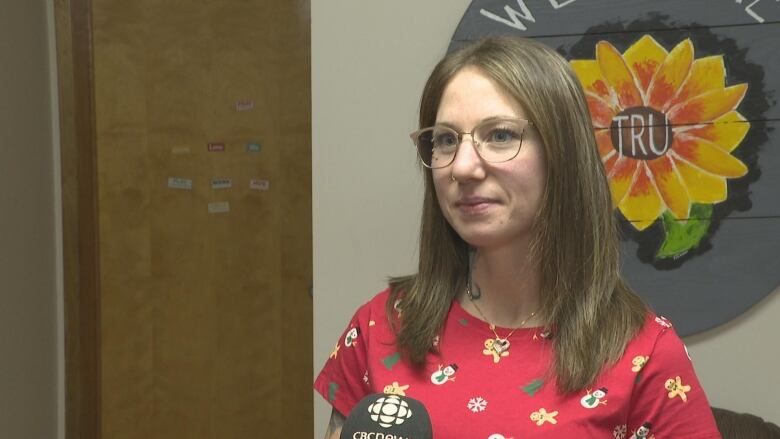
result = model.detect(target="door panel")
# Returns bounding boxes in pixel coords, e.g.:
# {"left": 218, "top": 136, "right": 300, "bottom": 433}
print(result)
{"left": 84, "top": 1, "right": 311, "bottom": 437}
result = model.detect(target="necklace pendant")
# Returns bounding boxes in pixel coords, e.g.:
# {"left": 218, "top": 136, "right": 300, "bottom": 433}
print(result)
{"left": 493, "top": 338, "right": 510, "bottom": 354}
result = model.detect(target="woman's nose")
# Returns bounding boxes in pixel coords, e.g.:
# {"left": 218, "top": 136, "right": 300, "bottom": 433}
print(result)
{"left": 449, "top": 134, "right": 486, "bottom": 182}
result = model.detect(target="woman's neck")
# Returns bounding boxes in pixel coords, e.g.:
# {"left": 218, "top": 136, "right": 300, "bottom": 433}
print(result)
{"left": 461, "top": 244, "right": 542, "bottom": 328}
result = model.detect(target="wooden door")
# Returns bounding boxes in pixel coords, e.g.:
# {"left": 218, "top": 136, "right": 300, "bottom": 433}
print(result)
{"left": 56, "top": 1, "right": 312, "bottom": 437}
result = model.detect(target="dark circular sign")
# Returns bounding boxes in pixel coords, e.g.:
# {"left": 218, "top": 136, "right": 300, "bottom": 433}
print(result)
{"left": 450, "top": 0, "right": 780, "bottom": 336}
{"left": 609, "top": 106, "right": 674, "bottom": 160}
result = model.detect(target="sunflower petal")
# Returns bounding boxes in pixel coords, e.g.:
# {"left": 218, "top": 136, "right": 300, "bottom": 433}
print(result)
{"left": 672, "top": 135, "right": 748, "bottom": 178}
{"left": 668, "top": 84, "right": 748, "bottom": 125}
{"left": 603, "top": 149, "right": 619, "bottom": 175}
{"left": 608, "top": 156, "right": 639, "bottom": 207}
{"left": 623, "top": 35, "right": 668, "bottom": 94}
{"left": 647, "top": 39, "right": 694, "bottom": 110}
{"left": 684, "top": 111, "right": 749, "bottom": 153}
{"left": 587, "top": 94, "right": 617, "bottom": 128}
{"left": 647, "top": 156, "right": 691, "bottom": 219}
{"left": 674, "top": 159, "right": 728, "bottom": 203}
{"left": 669, "top": 56, "right": 725, "bottom": 108}
{"left": 596, "top": 129, "right": 615, "bottom": 159}
{"left": 571, "top": 60, "right": 614, "bottom": 101}
{"left": 618, "top": 163, "right": 663, "bottom": 230}
{"left": 597, "top": 41, "right": 643, "bottom": 109}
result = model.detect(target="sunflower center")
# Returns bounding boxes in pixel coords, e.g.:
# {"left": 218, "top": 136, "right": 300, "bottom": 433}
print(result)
{"left": 610, "top": 106, "right": 673, "bottom": 160}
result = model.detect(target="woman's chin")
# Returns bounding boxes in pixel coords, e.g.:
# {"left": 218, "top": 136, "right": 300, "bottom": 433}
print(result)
{"left": 454, "top": 226, "right": 532, "bottom": 251}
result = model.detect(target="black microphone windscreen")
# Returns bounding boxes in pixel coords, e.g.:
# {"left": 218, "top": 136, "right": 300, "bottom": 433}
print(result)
{"left": 340, "top": 393, "right": 432, "bottom": 439}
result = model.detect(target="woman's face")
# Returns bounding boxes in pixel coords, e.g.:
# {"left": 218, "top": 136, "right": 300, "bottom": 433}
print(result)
{"left": 432, "top": 67, "right": 546, "bottom": 251}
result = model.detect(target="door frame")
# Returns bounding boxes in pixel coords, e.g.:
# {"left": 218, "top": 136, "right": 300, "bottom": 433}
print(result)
{"left": 54, "top": 0, "right": 101, "bottom": 438}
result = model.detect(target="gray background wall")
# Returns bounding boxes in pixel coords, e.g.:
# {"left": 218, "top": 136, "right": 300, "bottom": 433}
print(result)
{"left": 0, "top": 0, "right": 63, "bottom": 437}
{"left": 311, "top": 1, "right": 780, "bottom": 437}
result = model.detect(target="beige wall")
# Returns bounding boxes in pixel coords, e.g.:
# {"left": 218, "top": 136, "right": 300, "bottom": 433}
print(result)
{"left": 312, "top": 1, "right": 470, "bottom": 436}
{"left": 0, "top": 0, "right": 61, "bottom": 437}
{"left": 312, "top": 2, "right": 779, "bottom": 437}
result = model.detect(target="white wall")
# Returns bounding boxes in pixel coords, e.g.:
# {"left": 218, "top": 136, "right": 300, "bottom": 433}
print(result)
{"left": 0, "top": 0, "right": 62, "bottom": 437}
{"left": 311, "top": 2, "right": 780, "bottom": 437}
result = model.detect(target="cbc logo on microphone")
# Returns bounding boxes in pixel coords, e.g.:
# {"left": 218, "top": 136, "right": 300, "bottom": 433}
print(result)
{"left": 367, "top": 395, "right": 413, "bottom": 428}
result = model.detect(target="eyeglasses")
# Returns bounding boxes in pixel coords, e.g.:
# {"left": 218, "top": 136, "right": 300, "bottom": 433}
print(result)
{"left": 409, "top": 117, "right": 533, "bottom": 169}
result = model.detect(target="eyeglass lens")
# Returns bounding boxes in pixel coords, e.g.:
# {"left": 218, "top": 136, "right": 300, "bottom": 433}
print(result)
{"left": 415, "top": 119, "right": 527, "bottom": 168}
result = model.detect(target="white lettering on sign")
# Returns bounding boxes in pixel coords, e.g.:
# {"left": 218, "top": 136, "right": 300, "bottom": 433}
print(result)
{"left": 480, "top": 0, "right": 535, "bottom": 31}
{"left": 629, "top": 114, "right": 649, "bottom": 157}
{"left": 736, "top": 0, "right": 780, "bottom": 23}
{"left": 351, "top": 433, "right": 411, "bottom": 439}
{"left": 647, "top": 113, "right": 670, "bottom": 156}
{"left": 484, "top": 1, "right": 777, "bottom": 30}
{"left": 480, "top": 0, "right": 578, "bottom": 31}
{"left": 548, "top": 0, "right": 578, "bottom": 9}
{"left": 610, "top": 108, "right": 672, "bottom": 160}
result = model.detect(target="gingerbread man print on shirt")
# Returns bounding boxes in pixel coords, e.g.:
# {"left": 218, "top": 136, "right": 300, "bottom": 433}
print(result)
{"left": 483, "top": 338, "right": 509, "bottom": 363}
{"left": 665, "top": 376, "right": 691, "bottom": 402}
{"left": 530, "top": 408, "right": 558, "bottom": 426}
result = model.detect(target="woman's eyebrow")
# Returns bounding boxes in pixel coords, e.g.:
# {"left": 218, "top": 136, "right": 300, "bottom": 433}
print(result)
{"left": 434, "top": 115, "right": 520, "bottom": 128}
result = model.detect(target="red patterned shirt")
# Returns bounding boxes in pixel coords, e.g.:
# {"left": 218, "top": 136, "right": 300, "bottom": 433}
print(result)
{"left": 315, "top": 288, "right": 721, "bottom": 438}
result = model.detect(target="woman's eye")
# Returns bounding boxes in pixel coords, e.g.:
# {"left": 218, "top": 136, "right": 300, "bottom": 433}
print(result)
{"left": 489, "top": 129, "right": 516, "bottom": 143}
{"left": 434, "top": 132, "right": 458, "bottom": 147}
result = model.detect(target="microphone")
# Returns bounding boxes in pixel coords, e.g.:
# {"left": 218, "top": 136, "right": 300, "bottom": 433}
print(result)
{"left": 340, "top": 393, "right": 433, "bottom": 439}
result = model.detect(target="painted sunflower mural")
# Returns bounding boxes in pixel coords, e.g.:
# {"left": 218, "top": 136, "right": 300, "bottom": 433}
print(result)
{"left": 570, "top": 35, "right": 751, "bottom": 260}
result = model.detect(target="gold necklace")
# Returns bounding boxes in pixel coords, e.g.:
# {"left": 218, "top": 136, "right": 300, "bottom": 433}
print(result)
{"left": 466, "top": 283, "right": 537, "bottom": 355}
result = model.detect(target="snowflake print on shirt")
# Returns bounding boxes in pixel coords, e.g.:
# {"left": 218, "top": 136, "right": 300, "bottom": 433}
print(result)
{"left": 488, "top": 434, "right": 514, "bottom": 439}
{"left": 655, "top": 316, "right": 672, "bottom": 328}
{"left": 467, "top": 396, "right": 488, "bottom": 413}
{"left": 613, "top": 424, "right": 628, "bottom": 439}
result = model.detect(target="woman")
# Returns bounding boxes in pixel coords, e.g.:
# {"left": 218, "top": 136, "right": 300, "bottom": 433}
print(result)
{"left": 316, "top": 36, "right": 721, "bottom": 438}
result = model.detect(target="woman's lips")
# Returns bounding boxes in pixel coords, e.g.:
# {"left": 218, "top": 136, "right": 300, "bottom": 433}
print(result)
{"left": 455, "top": 197, "right": 497, "bottom": 215}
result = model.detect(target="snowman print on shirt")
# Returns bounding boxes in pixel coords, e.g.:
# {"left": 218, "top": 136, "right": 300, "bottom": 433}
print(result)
{"left": 430, "top": 363, "right": 458, "bottom": 385}
{"left": 580, "top": 387, "right": 608, "bottom": 408}
{"left": 488, "top": 435, "right": 514, "bottom": 439}
{"left": 629, "top": 422, "right": 653, "bottom": 439}
{"left": 344, "top": 327, "right": 360, "bottom": 347}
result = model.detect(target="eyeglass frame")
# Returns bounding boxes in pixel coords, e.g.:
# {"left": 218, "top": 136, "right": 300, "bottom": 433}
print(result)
{"left": 409, "top": 117, "right": 534, "bottom": 169}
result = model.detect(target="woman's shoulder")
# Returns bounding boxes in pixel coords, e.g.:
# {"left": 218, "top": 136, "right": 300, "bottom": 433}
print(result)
{"left": 623, "top": 311, "right": 687, "bottom": 358}
{"left": 357, "top": 286, "right": 394, "bottom": 313}
{"left": 346, "top": 286, "right": 398, "bottom": 327}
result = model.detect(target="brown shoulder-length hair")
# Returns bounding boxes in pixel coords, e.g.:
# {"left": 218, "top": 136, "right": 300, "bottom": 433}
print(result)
{"left": 388, "top": 36, "right": 648, "bottom": 393}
